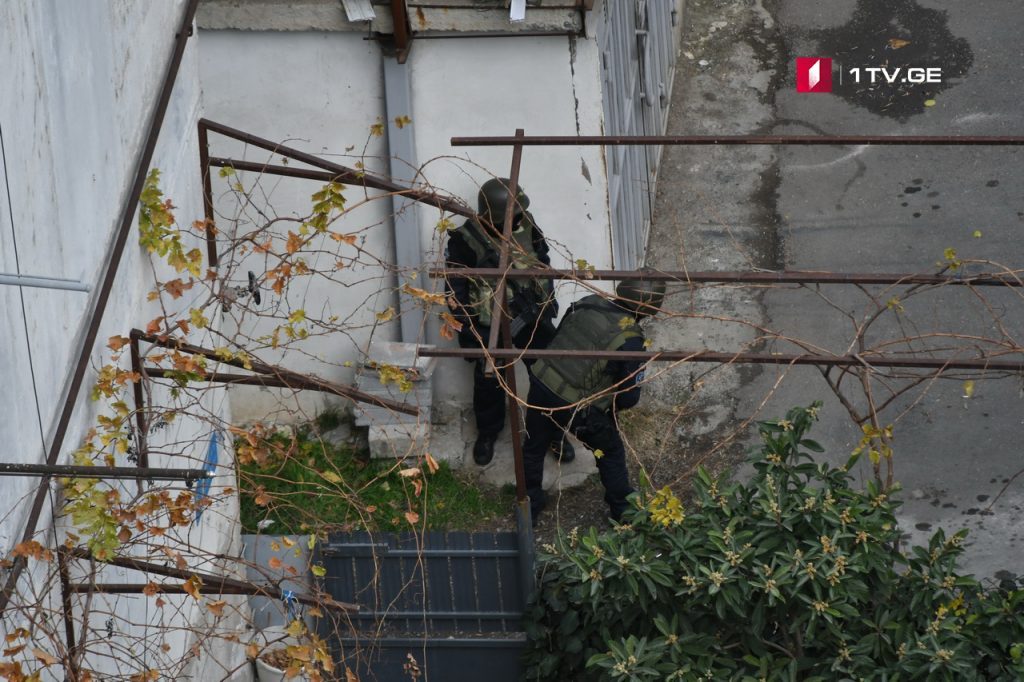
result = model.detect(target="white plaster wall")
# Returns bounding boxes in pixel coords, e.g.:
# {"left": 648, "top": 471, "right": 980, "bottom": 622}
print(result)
{"left": 409, "top": 35, "right": 614, "bottom": 405}
{"left": 197, "top": 29, "right": 614, "bottom": 421}
{"left": 198, "top": 30, "right": 398, "bottom": 423}
{"left": 1, "top": 2, "right": 243, "bottom": 679}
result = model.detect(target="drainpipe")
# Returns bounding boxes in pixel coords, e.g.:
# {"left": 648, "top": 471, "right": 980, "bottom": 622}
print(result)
{"left": 383, "top": 1, "right": 424, "bottom": 343}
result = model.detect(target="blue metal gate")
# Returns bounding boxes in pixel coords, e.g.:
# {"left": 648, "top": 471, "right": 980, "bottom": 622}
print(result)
{"left": 319, "top": 531, "right": 528, "bottom": 681}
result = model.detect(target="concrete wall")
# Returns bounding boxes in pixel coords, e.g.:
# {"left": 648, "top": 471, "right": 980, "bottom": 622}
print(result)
{"left": 196, "top": 25, "right": 614, "bottom": 424}
{"left": 0, "top": 2, "right": 244, "bottom": 679}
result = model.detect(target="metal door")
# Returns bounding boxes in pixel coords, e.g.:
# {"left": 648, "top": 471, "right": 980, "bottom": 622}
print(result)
{"left": 598, "top": 0, "right": 680, "bottom": 269}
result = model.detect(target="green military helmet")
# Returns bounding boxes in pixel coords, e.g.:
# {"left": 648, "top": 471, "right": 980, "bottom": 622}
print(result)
{"left": 615, "top": 276, "right": 666, "bottom": 317}
{"left": 478, "top": 177, "right": 530, "bottom": 222}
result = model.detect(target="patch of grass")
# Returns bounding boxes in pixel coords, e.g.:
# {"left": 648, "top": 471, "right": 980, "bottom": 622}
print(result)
{"left": 313, "top": 407, "right": 343, "bottom": 434}
{"left": 239, "top": 430, "right": 514, "bottom": 534}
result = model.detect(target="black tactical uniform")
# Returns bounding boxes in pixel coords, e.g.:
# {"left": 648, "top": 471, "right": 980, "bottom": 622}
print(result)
{"left": 445, "top": 178, "right": 570, "bottom": 465}
{"left": 523, "top": 279, "right": 665, "bottom": 523}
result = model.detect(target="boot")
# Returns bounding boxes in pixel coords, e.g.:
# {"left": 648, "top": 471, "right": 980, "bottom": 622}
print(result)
{"left": 473, "top": 432, "right": 498, "bottom": 466}
{"left": 549, "top": 437, "right": 576, "bottom": 463}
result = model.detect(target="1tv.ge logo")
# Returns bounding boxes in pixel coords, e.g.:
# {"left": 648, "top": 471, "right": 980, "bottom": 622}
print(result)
{"left": 797, "top": 57, "right": 944, "bottom": 93}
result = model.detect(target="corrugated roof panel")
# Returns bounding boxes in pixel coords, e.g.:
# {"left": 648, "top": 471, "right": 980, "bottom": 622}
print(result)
{"left": 341, "top": 0, "right": 376, "bottom": 23}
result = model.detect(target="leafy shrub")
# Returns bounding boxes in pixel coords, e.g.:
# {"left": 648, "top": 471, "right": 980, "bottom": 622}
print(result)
{"left": 523, "top": 403, "right": 1024, "bottom": 680}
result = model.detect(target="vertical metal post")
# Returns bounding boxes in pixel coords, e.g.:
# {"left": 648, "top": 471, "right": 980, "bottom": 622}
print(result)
{"left": 491, "top": 130, "right": 536, "bottom": 605}
{"left": 57, "top": 549, "right": 80, "bottom": 681}
{"left": 129, "top": 335, "right": 148, "bottom": 468}
{"left": 198, "top": 120, "right": 217, "bottom": 267}
{"left": 390, "top": 0, "right": 412, "bottom": 63}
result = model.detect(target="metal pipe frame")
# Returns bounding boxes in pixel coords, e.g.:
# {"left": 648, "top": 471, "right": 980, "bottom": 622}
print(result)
{"left": 0, "top": 272, "right": 90, "bottom": 292}
{"left": 430, "top": 267, "right": 1024, "bottom": 287}
{"left": 199, "top": 120, "right": 474, "bottom": 218}
{"left": 390, "top": 0, "right": 412, "bottom": 63}
{"left": 129, "top": 335, "right": 149, "bottom": 468}
{"left": 197, "top": 120, "right": 217, "bottom": 267}
{"left": 65, "top": 547, "right": 357, "bottom": 614}
{"left": 0, "top": 0, "right": 202, "bottom": 619}
{"left": 451, "top": 134, "right": 1024, "bottom": 147}
{"left": 129, "top": 329, "right": 418, "bottom": 416}
{"left": 419, "top": 347, "right": 1024, "bottom": 372}
{"left": 0, "top": 464, "right": 211, "bottom": 482}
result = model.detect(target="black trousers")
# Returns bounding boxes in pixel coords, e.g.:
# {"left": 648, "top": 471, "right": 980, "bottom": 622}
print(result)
{"left": 462, "top": 321, "right": 556, "bottom": 435}
{"left": 523, "top": 380, "right": 634, "bottom": 521}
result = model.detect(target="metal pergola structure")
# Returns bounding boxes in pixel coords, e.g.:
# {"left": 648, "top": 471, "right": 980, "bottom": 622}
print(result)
{"left": 4, "top": 3, "right": 1024, "bottom": 675}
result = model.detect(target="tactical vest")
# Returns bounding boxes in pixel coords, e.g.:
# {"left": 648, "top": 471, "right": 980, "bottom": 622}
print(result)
{"left": 531, "top": 295, "right": 643, "bottom": 410}
{"left": 455, "top": 214, "right": 549, "bottom": 328}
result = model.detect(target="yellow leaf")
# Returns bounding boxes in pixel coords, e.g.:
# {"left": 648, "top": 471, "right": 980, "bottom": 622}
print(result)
{"left": 424, "top": 452, "right": 440, "bottom": 475}
{"left": 311, "top": 563, "right": 327, "bottom": 577}
{"left": 246, "top": 643, "right": 260, "bottom": 659}
{"left": 107, "top": 335, "right": 130, "bottom": 351}
{"left": 281, "top": 536, "right": 295, "bottom": 548}
{"left": 322, "top": 470, "right": 343, "bottom": 484}
{"left": 307, "top": 534, "right": 317, "bottom": 550}
{"left": 394, "top": 115, "right": 412, "bottom": 129}
{"left": 370, "top": 122, "right": 385, "bottom": 137}
{"left": 329, "top": 232, "right": 358, "bottom": 245}
{"left": 182, "top": 575, "right": 202, "bottom": 601}
{"left": 286, "top": 231, "right": 303, "bottom": 254}
{"left": 962, "top": 380, "right": 975, "bottom": 398}
{"left": 924, "top": 99, "right": 936, "bottom": 107}
{"left": 285, "top": 619, "right": 306, "bottom": 638}
{"left": 207, "top": 600, "right": 226, "bottom": 616}
{"left": 593, "top": 449, "right": 604, "bottom": 460}
{"left": 190, "top": 308, "right": 209, "bottom": 329}
{"left": 888, "top": 38, "right": 911, "bottom": 49}
{"left": 398, "top": 467, "right": 421, "bottom": 478}
{"left": 375, "top": 307, "right": 395, "bottom": 322}
{"left": 287, "top": 645, "right": 312, "bottom": 662}
{"left": 972, "top": 230, "right": 983, "bottom": 238}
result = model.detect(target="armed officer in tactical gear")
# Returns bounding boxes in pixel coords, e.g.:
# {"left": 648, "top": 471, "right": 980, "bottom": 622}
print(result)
{"left": 445, "top": 178, "right": 576, "bottom": 466}
{"left": 523, "top": 277, "right": 666, "bottom": 523}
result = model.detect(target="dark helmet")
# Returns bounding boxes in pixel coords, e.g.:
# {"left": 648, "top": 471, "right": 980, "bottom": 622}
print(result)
{"left": 478, "top": 177, "right": 530, "bottom": 222}
{"left": 615, "top": 277, "right": 666, "bottom": 317}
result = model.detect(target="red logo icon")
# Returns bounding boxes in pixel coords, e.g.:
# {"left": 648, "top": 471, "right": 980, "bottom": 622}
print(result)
{"left": 796, "top": 57, "right": 833, "bottom": 93}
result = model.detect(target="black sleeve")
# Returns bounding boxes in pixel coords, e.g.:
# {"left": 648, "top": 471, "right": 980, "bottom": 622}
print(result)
{"left": 610, "top": 335, "right": 646, "bottom": 411}
{"left": 524, "top": 212, "right": 552, "bottom": 266}
{"left": 444, "top": 228, "right": 476, "bottom": 317}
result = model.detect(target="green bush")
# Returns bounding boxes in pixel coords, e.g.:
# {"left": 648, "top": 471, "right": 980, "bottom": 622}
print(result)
{"left": 523, "top": 403, "right": 1024, "bottom": 681}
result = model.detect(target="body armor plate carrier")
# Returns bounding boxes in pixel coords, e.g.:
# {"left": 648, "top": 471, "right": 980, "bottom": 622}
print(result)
{"left": 531, "top": 295, "right": 642, "bottom": 410}
{"left": 455, "top": 214, "right": 553, "bottom": 328}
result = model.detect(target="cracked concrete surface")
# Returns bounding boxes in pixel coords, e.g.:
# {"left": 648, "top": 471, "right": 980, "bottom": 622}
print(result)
{"left": 633, "top": 0, "right": 1024, "bottom": 581}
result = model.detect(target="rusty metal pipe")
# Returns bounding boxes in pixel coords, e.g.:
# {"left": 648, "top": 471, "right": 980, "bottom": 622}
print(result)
{"left": 451, "top": 134, "right": 1024, "bottom": 147}
{"left": 200, "top": 123, "right": 473, "bottom": 218}
{"left": 65, "top": 547, "right": 357, "bottom": 613}
{"left": 419, "top": 347, "right": 1024, "bottom": 372}
{"left": 198, "top": 121, "right": 217, "bottom": 266}
{"left": 429, "top": 268, "right": 1024, "bottom": 287}
{"left": 131, "top": 330, "right": 418, "bottom": 416}
{"left": 0, "top": 463, "right": 210, "bottom": 482}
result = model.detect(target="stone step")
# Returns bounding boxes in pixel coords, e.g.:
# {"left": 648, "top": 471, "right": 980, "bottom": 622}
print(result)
{"left": 367, "top": 423, "right": 429, "bottom": 459}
